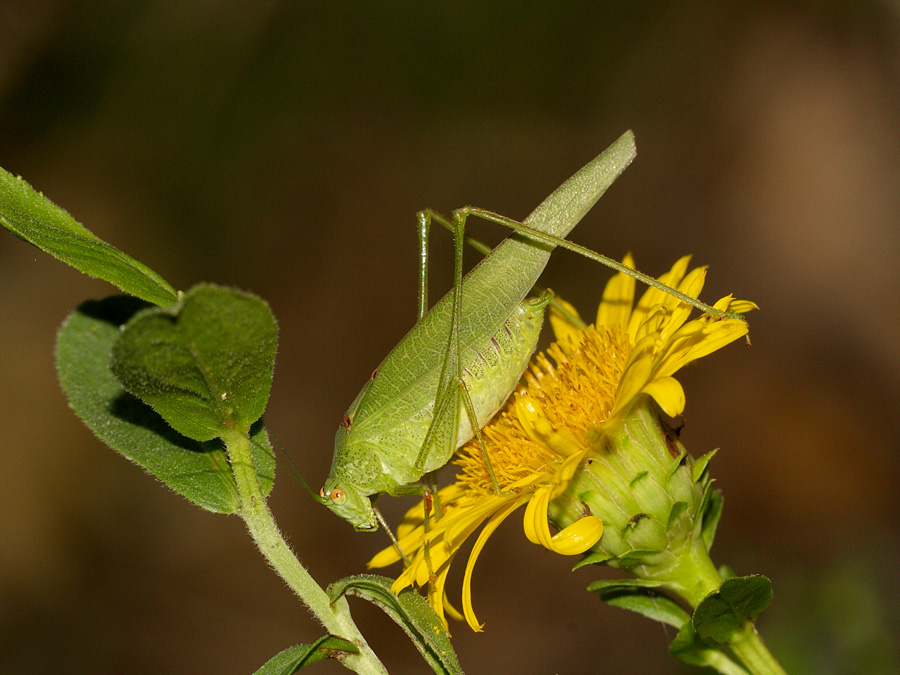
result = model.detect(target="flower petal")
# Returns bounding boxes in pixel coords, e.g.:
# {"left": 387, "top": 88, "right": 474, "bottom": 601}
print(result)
{"left": 368, "top": 544, "right": 403, "bottom": 569}
{"left": 628, "top": 255, "right": 691, "bottom": 340}
{"left": 523, "top": 486, "right": 554, "bottom": 547}
{"left": 548, "top": 516, "right": 604, "bottom": 555}
{"left": 658, "top": 318, "right": 749, "bottom": 378}
{"left": 641, "top": 375, "right": 685, "bottom": 417}
{"left": 462, "top": 499, "right": 523, "bottom": 631}
{"left": 549, "top": 297, "right": 585, "bottom": 344}
{"left": 597, "top": 253, "right": 636, "bottom": 329}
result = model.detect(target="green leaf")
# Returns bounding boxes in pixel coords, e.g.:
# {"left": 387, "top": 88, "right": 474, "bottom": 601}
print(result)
{"left": 693, "top": 575, "right": 773, "bottom": 643}
{"left": 572, "top": 551, "right": 612, "bottom": 570}
{"left": 328, "top": 575, "right": 462, "bottom": 675}
{"left": 670, "top": 622, "right": 750, "bottom": 674}
{"left": 0, "top": 167, "right": 177, "bottom": 306}
{"left": 607, "top": 592, "right": 689, "bottom": 628}
{"left": 110, "top": 284, "right": 277, "bottom": 442}
{"left": 718, "top": 565, "right": 736, "bottom": 580}
{"left": 609, "top": 594, "right": 690, "bottom": 629}
{"left": 629, "top": 470, "right": 648, "bottom": 488}
{"left": 587, "top": 578, "right": 665, "bottom": 594}
{"left": 665, "top": 451, "right": 689, "bottom": 484}
{"left": 253, "top": 637, "right": 359, "bottom": 674}
{"left": 666, "top": 501, "right": 689, "bottom": 530}
{"left": 588, "top": 579, "right": 689, "bottom": 628}
{"left": 56, "top": 295, "right": 274, "bottom": 513}
{"left": 614, "top": 548, "right": 662, "bottom": 567}
{"left": 692, "top": 448, "right": 719, "bottom": 483}
{"left": 697, "top": 483, "right": 724, "bottom": 550}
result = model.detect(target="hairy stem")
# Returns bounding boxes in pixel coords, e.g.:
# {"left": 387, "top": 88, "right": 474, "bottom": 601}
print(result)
{"left": 223, "top": 428, "right": 388, "bottom": 675}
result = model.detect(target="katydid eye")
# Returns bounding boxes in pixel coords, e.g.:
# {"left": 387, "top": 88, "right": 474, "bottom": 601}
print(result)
{"left": 330, "top": 488, "right": 347, "bottom": 505}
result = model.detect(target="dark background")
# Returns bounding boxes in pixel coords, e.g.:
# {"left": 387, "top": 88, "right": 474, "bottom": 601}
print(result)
{"left": 1, "top": 2, "right": 898, "bottom": 673}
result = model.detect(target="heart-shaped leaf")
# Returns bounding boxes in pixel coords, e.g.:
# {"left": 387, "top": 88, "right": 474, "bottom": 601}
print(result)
{"left": 670, "top": 621, "right": 749, "bottom": 674}
{"left": 56, "top": 295, "right": 274, "bottom": 513}
{"left": 110, "top": 284, "right": 277, "bottom": 441}
{"left": 693, "top": 575, "right": 773, "bottom": 643}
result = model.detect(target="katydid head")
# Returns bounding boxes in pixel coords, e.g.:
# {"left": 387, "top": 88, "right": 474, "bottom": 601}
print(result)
{"left": 318, "top": 480, "right": 378, "bottom": 531}
{"left": 319, "top": 392, "right": 384, "bottom": 531}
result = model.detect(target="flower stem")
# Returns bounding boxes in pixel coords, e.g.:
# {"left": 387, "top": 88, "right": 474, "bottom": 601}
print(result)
{"left": 222, "top": 428, "right": 388, "bottom": 675}
{"left": 655, "top": 542, "right": 784, "bottom": 675}
{"left": 729, "top": 622, "right": 787, "bottom": 675}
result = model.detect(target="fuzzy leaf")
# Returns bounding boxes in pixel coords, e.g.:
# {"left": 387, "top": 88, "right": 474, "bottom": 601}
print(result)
{"left": 56, "top": 295, "right": 274, "bottom": 513}
{"left": 0, "top": 167, "right": 177, "bottom": 306}
{"left": 252, "top": 637, "right": 359, "bottom": 674}
{"left": 328, "top": 575, "right": 462, "bottom": 675}
{"left": 693, "top": 575, "right": 773, "bottom": 643}
{"left": 588, "top": 579, "right": 689, "bottom": 628}
{"left": 608, "top": 594, "right": 689, "bottom": 629}
{"left": 111, "top": 284, "right": 277, "bottom": 441}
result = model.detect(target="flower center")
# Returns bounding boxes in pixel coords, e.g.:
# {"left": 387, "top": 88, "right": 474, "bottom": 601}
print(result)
{"left": 454, "top": 324, "right": 631, "bottom": 496}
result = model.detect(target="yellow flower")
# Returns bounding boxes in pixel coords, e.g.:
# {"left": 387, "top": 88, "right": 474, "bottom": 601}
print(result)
{"left": 368, "top": 254, "right": 757, "bottom": 631}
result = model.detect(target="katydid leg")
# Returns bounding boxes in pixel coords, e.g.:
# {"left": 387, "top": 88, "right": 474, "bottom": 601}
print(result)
{"left": 388, "top": 480, "right": 439, "bottom": 586}
{"left": 416, "top": 210, "right": 431, "bottom": 321}
{"left": 440, "top": 206, "right": 745, "bottom": 323}
{"left": 429, "top": 215, "right": 590, "bottom": 331}
{"left": 412, "top": 208, "right": 507, "bottom": 495}
{"left": 373, "top": 503, "right": 411, "bottom": 567}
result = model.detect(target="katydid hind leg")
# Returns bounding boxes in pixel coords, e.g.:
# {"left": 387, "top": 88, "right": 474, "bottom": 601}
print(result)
{"left": 415, "top": 210, "right": 431, "bottom": 321}
{"left": 457, "top": 375, "right": 502, "bottom": 494}
{"left": 412, "top": 208, "right": 469, "bottom": 478}
{"left": 431, "top": 219, "right": 590, "bottom": 332}
{"left": 439, "top": 206, "right": 741, "bottom": 323}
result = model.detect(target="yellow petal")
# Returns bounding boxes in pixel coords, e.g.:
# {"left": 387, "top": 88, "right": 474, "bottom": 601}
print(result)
{"left": 425, "top": 557, "right": 456, "bottom": 632}
{"left": 658, "top": 319, "right": 749, "bottom": 378}
{"left": 462, "top": 500, "right": 522, "bottom": 631}
{"left": 445, "top": 495, "right": 507, "bottom": 548}
{"left": 641, "top": 376, "right": 686, "bottom": 417}
{"left": 657, "top": 266, "right": 707, "bottom": 339}
{"left": 523, "top": 487, "right": 554, "bottom": 547}
{"left": 596, "top": 253, "right": 636, "bottom": 329}
{"left": 628, "top": 255, "right": 691, "bottom": 340}
{"left": 367, "top": 544, "right": 403, "bottom": 569}
{"left": 549, "top": 297, "right": 585, "bottom": 345}
{"left": 548, "top": 516, "right": 604, "bottom": 555}
{"left": 444, "top": 595, "right": 464, "bottom": 623}
{"left": 616, "top": 345, "right": 654, "bottom": 409}
{"left": 726, "top": 299, "right": 759, "bottom": 314}
{"left": 515, "top": 394, "right": 556, "bottom": 449}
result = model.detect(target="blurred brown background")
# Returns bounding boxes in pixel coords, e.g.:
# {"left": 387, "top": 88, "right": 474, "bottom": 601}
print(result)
{"left": 1, "top": 2, "right": 898, "bottom": 673}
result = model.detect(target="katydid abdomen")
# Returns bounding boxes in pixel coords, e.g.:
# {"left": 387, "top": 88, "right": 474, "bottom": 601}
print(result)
{"left": 336, "top": 291, "right": 548, "bottom": 485}
{"left": 319, "top": 131, "right": 637, "bottom": 531}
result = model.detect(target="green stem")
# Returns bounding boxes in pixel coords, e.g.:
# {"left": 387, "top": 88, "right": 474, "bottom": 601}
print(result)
{"left": 729, "top": 622, "right": 787, "bottom": 675}
{"left": 222, "top": 428, "right": 388, "bottom": 675}
{"left": 650, "top": 538, "right": 724, "bottom": 608}
{"left": 658, "top": 542, "right": 785, "bottom": 675}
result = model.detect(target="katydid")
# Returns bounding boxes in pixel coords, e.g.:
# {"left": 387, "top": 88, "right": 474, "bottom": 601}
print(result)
{"left": 317, "top": 130, "right": 732, "bottom": 531}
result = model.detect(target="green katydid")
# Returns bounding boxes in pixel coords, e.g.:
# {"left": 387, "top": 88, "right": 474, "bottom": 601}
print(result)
{"left": 317, "top": 130, "right": 739, "bottom": 531}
